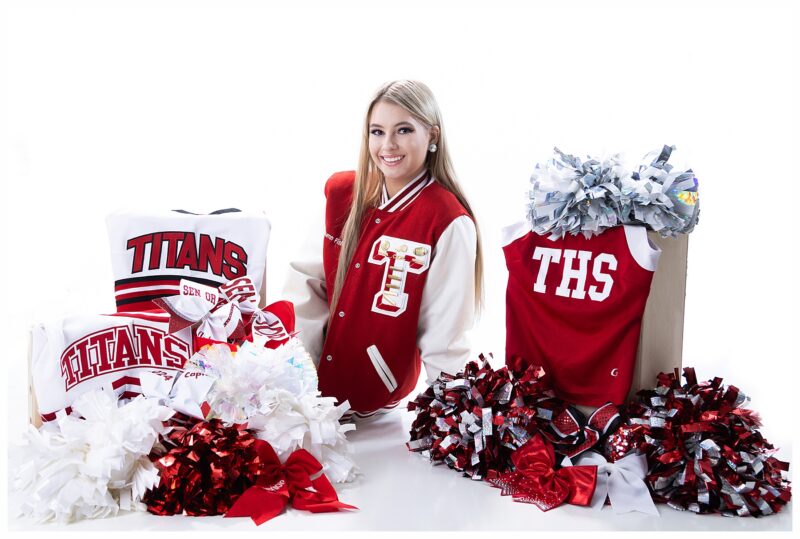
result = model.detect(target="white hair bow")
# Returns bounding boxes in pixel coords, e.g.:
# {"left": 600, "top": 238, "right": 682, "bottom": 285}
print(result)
{"left": 563, "top": 451, "right": 659, "bottom": 515}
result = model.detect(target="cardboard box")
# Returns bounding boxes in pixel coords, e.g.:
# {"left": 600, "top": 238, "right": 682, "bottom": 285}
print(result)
{"left": 629, "top": 232, "right": 688, "bottom": 399}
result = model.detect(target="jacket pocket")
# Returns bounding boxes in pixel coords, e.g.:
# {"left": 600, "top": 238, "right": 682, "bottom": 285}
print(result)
{"left": 366, "top": 344, "right": 398, "bottom": 393}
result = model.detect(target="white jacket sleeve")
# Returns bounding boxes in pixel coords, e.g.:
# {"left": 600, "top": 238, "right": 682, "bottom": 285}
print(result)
{"left": 281, "top": 207, "right": 329, "bottom": 367}
{"left": 417, "top": 215, "right": 477, "bottom": 383}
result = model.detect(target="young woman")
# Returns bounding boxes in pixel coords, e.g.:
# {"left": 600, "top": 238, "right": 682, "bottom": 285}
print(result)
{"left": 283, "top": 80, "right": 483, "bottom": 420}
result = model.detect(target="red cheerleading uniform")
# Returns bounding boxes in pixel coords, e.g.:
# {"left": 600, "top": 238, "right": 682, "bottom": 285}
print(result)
{"left": 503, "top": 222, "right": 661, "bottom": 405}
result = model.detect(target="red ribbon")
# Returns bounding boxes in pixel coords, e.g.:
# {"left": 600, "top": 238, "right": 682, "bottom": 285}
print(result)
{"left": 487, "top": 433, "right": 597, "bottom": 511}
{"left": 225, "top": 440, "right": 357, "bottom": 525}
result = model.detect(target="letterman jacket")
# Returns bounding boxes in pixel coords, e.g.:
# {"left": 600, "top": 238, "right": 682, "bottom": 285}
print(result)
{"left": 282, "top": 169, "right": 477, "bottom": 416}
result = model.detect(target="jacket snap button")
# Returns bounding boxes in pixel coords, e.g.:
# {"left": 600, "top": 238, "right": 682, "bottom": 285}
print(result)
{"left": 375, "top": 218, "right": 381, "bottom": 224}
{"left": 338, "top": 311, "right": 345, "bottom": 317}
{"left": 355, "top": 262, "right": 361, "bottom": 268}
{"left": 326, "top": 355, "right": 333, "bottom": 362}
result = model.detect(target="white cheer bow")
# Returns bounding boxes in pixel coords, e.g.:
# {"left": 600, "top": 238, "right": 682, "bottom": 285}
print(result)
{"left": 564, "top": 451, "right": 659, "bottom": 515}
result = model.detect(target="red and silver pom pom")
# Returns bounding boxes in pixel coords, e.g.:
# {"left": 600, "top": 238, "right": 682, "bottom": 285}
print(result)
{"left": 407, "top": 354, "right": 554, "bottom": 480}
{"left": 626, "top": 367, "right": 791, "bottom": 517}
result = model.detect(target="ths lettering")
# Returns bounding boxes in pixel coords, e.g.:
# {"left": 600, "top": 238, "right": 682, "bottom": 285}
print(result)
{"left": 531, "top": 246, "right": 617, "bottom": 302}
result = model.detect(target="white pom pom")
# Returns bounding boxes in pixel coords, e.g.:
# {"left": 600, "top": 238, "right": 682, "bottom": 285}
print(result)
{"left": 11, "top": 388, "right": 173, "bottom": 523}
{"left": 186, "top": 341, "right": 359, "bottom": 483}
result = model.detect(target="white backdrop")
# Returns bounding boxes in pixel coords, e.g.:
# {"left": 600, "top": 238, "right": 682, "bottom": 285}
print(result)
{"left": 2, "top": 0, "right": 798, "bottom": 532}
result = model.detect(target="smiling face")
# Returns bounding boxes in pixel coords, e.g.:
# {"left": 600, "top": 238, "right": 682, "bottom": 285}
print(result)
{"left": 368, "top": 100, "right": 436, "bottom": 185}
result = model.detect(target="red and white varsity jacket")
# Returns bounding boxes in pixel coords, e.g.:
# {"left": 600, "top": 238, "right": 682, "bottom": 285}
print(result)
{"left": 283, "top": 170, "right": 477, "bottom": 417}
{"left": 502, "top": 221, "right": 661, "bottom": 406}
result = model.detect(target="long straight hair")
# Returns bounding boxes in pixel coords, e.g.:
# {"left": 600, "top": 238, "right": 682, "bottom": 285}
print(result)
{"left": 329, "top": 80, "right": 484, "bottom": 315}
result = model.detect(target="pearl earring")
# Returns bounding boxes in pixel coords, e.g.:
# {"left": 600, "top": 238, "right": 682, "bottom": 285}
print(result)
{"left": 428, "top": 143, "right": 438, "bottom": 153}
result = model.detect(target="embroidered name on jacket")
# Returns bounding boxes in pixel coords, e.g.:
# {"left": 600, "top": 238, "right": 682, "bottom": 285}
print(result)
{"left": 368, "top": 235, "right": 431, "bottom": 317}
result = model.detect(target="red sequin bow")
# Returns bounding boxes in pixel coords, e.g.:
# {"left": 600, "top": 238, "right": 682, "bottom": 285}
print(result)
{"left": 487, "top": 433, "right": 597, "bottom": 511}
{"left": 226, "top": 439, "right": 357, "bottom": 525}
{"left": 544, "top": 402, "right": 621, "bottom": 458}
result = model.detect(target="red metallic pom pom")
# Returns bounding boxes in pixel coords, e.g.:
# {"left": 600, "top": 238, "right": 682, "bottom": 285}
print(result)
{"left": 144, "top": 416, "right": 262, "bottom": 516}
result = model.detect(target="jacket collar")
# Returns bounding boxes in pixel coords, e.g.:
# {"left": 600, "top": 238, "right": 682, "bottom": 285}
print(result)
{"left": 378, "top": 169, "right": 433, "bottom": 213}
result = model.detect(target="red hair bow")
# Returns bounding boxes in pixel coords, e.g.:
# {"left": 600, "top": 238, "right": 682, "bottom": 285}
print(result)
{"left": 226, "top": 440, "right": 357, "bottom": 525}
{"left": 487, "top": 433, "right": 597, "bottom": 511}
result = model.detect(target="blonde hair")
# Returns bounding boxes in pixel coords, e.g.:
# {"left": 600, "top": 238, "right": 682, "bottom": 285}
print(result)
{"left": 330, "top": 80, "right": 484, "bottom": 315}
